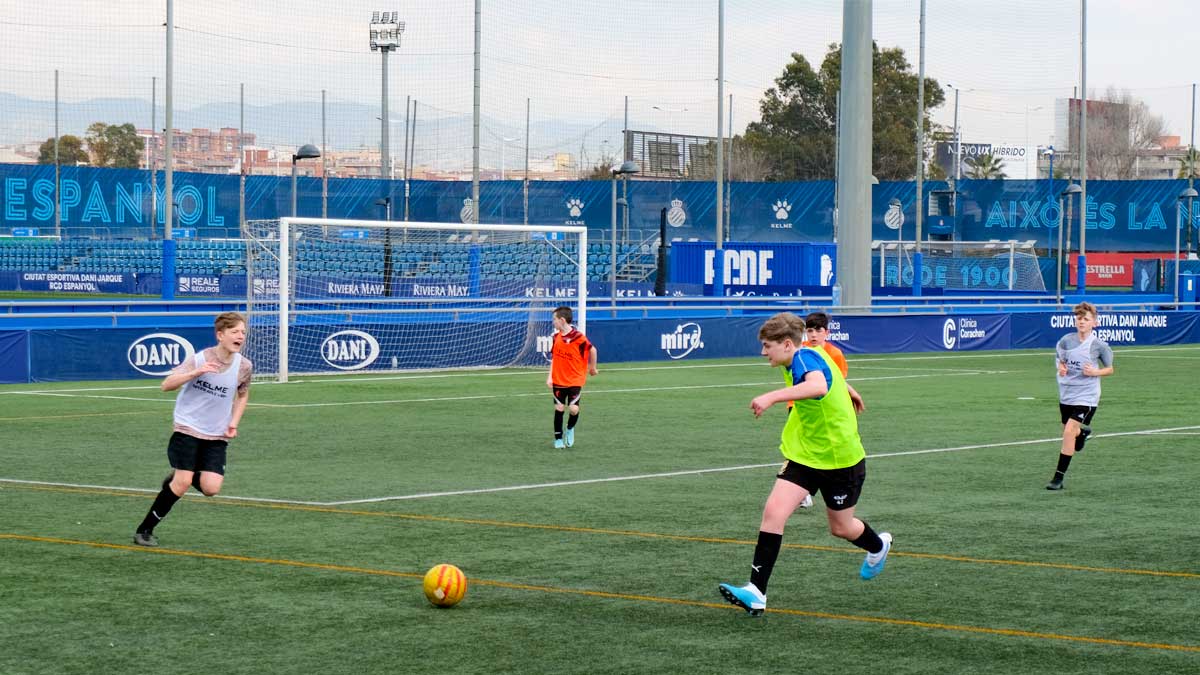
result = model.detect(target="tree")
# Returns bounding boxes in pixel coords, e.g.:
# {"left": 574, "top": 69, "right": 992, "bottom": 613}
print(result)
{"left": 742, "top": 42, "right": 944, "bottom": 181}
{"left": 924, "top": 126, "right": 954, "bottom": 180}
{"left": 37, "top": 135, "right": 88, "bottom": 165}
{"left": 964, "top": 152, "right": 1007, "bottom": 179}
{"left": 728, "top": 137, "right": 773, "bottom": 182}
{"left": 1178, "top": 147, "right": 1200, "bottom": 179}
{"left": 1084, "top": 87, "right": 1165, "bottom": 179}
{"left": 584, "top": 153, "right": 618, "bottom": 180}
{"left": 85, "top": 122, "right": 144, "bottom": 168}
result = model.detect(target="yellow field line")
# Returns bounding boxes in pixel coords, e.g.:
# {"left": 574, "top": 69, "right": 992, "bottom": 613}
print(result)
{"left": 3, "top": 532, "right": 1197, "bottom": 654}
{"left": 7, "top": 482, "right": 1200, "bottom": 580}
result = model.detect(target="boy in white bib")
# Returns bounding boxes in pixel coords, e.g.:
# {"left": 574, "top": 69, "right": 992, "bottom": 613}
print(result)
{"left": 133, "top": 312, "right": 253, "bottom": 546}
{"left": 1047, "top": 301, "right": 1114, "bottom": 490}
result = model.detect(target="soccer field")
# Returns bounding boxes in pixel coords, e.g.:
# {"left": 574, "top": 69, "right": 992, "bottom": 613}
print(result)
{"left": 2, "top": 346, "right": 1199, "bottom": 674}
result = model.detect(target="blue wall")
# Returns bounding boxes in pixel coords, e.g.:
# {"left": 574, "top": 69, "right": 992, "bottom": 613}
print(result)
{"left": 3, "top": 163, "right": 1199, "bottom": 250}
{"left": 4, "top": 310, "right": 1198, "bottom": 383}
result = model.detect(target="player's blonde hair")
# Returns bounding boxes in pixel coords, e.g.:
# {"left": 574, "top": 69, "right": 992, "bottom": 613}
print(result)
{"left": 758, "top": 312, "right": 806, "bottom": 344}
{"left": 214, "top": 311, "right": 246, "bottom": 333}
{"left": 1072, "top": 301, "right": 1097, "bottom": 320}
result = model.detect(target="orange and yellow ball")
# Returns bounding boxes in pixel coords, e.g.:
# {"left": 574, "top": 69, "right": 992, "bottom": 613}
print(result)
{"left": 423, "top": 564, "right": 467, "bottom": 607}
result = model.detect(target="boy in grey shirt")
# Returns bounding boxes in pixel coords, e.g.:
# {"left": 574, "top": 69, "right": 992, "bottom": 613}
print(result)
{"left": 1047, "top": 301, "right": 1114, "bottom": 490}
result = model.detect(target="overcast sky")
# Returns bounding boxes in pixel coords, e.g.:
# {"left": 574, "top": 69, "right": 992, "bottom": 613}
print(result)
{"left": 2, "top": 0, "right": 1197, "bottom": 159}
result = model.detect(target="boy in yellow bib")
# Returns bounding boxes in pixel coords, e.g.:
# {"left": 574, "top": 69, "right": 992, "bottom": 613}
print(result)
{"left": 719, "top": 312, "right": 891, "bottom": 616}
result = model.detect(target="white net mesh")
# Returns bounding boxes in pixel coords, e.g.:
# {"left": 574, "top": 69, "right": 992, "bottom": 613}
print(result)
{"left": 242, "top": 218, "right": 586, "bottom": 381}
{"left": 876, "top": 240, "right": 1047, "bottom": 292}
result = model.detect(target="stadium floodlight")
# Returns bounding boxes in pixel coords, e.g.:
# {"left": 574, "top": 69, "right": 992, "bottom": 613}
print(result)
{"left": 369, "top": 10, "right": 404, "bottom": 51}
{"left": 370, "top": 11, "right": 405, "bottom": 182}
{"left": 610, "top": 160, "right": 640, "bottom": 305}
{"left": 291, "top": 144, "right": 322, "bottom": 217}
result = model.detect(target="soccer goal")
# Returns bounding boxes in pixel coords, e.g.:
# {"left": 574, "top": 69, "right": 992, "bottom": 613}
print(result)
{"left": 873, "top": 239, "right": 1047, "bottom": 292}
{"left": 242, "top": 218, "right": 588, "bottom": 382}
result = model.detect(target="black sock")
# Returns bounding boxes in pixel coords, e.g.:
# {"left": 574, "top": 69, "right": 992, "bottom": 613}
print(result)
{"left": 1054, "top": 453, "right": 1073, "bottom": 480}
{"left": 567, "top": 412, "right": 579, "bottom": 429}
{"left": 191, "top": 472, "right": 203, "bottom": 492}
{"left": 749, "top": 531, "right": 783, "bottom": 594}
{"left": 554, "top": 410, "right": 564, "bottom": 440}
{"left": 850, "top": 521, "right": 884, "bottom": 554}
{"left": 137, "top": 484, "right": 182, "bottom": 534}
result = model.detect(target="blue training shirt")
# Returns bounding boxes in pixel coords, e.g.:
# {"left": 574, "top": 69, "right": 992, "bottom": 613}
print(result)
{"left": 788, "top": 347, "right": 833, "bottom": 396}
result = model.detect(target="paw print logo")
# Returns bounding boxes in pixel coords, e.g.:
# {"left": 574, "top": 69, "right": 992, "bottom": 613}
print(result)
{"left": 773, "top": 200, "right": 791, "bottom": 220}
{"left": 566, "top": 198, "right": 584, "bottom": 218}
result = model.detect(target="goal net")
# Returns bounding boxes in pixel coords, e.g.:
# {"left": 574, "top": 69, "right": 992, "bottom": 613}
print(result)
{"left": 874, "top": 239, "right": 1047, "bottom": 292}
{"left": 242, "top": 218, "right": 588, "bottom": 382}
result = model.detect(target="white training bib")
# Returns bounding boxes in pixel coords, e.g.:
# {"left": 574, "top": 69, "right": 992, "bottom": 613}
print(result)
{"left": 173, "top": 351, "right": 241, "bottom": 437}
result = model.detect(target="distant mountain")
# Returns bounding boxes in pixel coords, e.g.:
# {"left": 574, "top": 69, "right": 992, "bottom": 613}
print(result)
{"left": 0, "top": 92, "right": 633, "bottom": 170}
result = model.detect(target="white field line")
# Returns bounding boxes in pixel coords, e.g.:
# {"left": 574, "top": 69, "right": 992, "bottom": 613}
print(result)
{"left": 216, "top": 370, "right": 1010, "bottom": 409}
{"left": 0, "top": 370, "right": 1008, "bottom": 410}
{"left": 7, "top": 424, "right": 1196, "bottom": 507}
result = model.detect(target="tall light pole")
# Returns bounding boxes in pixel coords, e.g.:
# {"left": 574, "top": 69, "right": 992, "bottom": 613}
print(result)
{"left": 1176, "top": 187, "right": 1198, "bottom": 306}
{"left": 292, "top": 144, "right": 321, "bottom": 217}
{"left": 163, "top": 0, "right": 176, "bottom": 301}
{"left": 369, "top": 11, "right": 404, "bottom": 181}
{"left": 913, "top": 0, "right": 926, "bottom": 297}
{"left": 948, "top": 84, "right": 961, "bottom": 184}
{"left": 1078, "top": 0, "right": 1088, "bottom": 293}
{"left": 1025, "top": 105, "right": 1044, "bottom": 177}
{"left": 714, "top": 0, "right": 726, "bottom": 297}
{"left": 610, "top": 160, "right": 640, "bottom": 306}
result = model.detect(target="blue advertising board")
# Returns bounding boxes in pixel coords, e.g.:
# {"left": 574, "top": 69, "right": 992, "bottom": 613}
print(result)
{"left": 3, "top": 162, "right": 1199, "bottom": 250}
{"left": 5, "top": 311, "right": 1200, "bottom": 383}
{"left": 0, "top": 329, "right": 29, "bottom": 383}
{"left": 27, "top": 326, "right": 218, "bottom": 382}
{"left": 669, "top": 241, "right": 836, "bottom": 294}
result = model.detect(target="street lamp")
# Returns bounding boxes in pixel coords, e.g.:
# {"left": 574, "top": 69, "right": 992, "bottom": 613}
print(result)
{"left": 291, "top": 143, "right": 321, "bottom": 217}
{"left": 1057, "top": 183, "right": 1081, "bottom": 303}
{"left": 610, "top": 160, "right": 640, "bottom": 305}
{"left": 1175, "top": 187, "right": 1199, "bottom": 306}
{"left": 369, "top": 11, "right": 405, "bottom": 181}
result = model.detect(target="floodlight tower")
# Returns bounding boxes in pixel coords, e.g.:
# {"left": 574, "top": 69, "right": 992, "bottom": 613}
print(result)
{"left": 370, "top": 11, "right": 405, "bottom": 184}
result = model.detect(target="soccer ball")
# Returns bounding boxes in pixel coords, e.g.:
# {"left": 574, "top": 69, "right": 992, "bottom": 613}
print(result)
{"left": 423, "top": 563, "right": 468, "bottom": 607}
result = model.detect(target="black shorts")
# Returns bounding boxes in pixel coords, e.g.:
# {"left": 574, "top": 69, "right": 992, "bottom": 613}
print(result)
{"left": 167, "top": 431, "right": 228, "bottom": 475}
{"left": 1059, "top": 404, "right": 1097, "bottom": 426}
{"left": 552, "top": 386, "right": 582, "bottom": 407}
{"left": 776, "top": 458, "right": 866, "bottom": 511}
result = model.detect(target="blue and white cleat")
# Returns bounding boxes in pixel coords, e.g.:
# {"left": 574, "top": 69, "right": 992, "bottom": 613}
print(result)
{"left": 564, "top": 427, "right": 575, "bottom": 448}
{"left": 554, "top": 439, "right": 566, "bottom": 449}
{"left": 860, "top": 532, "right": 892, "bottom": 580}
{"left": 718, "top": 582, "right": 766, "bottom": 616}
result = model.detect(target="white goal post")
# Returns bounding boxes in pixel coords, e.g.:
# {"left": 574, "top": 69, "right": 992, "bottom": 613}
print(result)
{"left": 243, "top": 218, "right": 588, "bottom": 382}
{"left": 873, "top": 239, "right": 1047, "bottom": 292}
